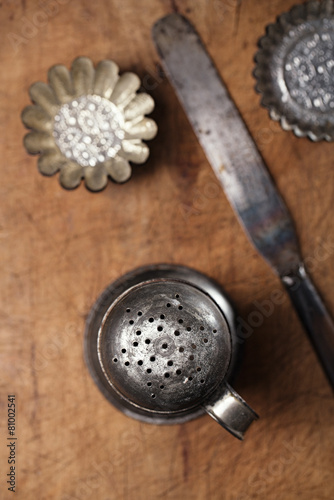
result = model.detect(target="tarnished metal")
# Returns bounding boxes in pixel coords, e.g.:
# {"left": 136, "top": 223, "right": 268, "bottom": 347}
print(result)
{"left": 152, "top": 14, "right": 334, "bottom": 391}
{"left": 206, "top": 383, "right": 260, "bottom": 441}
{"left": 254, "top": 0, "right": 334, "bottom": 141}
{"left": 84, "top": 264, "right": 258, "bottom": 439}
{"left": 152, "top": 13, "right": 300, "bottom": 277}
{"left": 22, "top": 56, "right": 157, "bottom": 190}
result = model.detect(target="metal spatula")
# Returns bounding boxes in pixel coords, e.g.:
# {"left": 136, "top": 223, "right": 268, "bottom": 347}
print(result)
{"left": 152, "top": 13, "right": 334, "bottom": 390}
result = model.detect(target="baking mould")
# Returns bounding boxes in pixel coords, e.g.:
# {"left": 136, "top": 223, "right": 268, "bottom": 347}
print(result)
{"left": 254, "top": 0, "right": 334, "bottom": 141}
{"left": 22, "top": 57, "right": 157, "bottom": 190}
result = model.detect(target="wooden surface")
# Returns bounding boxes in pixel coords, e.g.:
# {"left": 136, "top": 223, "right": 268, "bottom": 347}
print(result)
{"left": 1, "top": 0, "right": 334, "bottom": 499}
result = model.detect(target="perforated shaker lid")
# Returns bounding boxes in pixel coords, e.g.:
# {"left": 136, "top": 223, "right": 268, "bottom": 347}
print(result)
{"left": 84, "top": 264, "right": 241, "bottom": 425}
{"left": 98, "top": 279, "right": 232, "bottom": 413}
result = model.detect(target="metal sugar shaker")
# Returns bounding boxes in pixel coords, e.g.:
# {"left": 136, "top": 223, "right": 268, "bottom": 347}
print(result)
{"left": 85, "top": 264, "right": 258, "bottom": 440}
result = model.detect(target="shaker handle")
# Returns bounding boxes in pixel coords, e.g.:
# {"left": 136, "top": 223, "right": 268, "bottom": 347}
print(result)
{"left": 204, "top": 383, "right": 259, "bottom": 440}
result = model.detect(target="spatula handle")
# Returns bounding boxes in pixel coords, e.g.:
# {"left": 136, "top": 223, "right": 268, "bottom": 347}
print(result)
{"left": 282, "top": 264, "right": 334, "bottom": 390}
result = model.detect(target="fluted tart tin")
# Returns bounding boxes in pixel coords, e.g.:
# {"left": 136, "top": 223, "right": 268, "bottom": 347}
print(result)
{"left": 254, "top": 0, "right": 334, "bottom": 141}
{"left": 21, "top": 57, "right": 157, "bottom": 190}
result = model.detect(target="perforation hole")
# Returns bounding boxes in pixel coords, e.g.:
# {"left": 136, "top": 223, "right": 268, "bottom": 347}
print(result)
{"left": 121, "top": 349, "right": 126, "bottom": 353}
{"left": 167, "top": 360, "right": 173, "bottom": 366}
{"left": 174, "top": 330, "right": 180, "bottom": 336}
